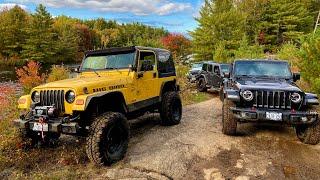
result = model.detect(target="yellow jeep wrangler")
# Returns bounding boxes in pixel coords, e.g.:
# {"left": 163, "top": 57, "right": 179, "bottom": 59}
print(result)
{"left": 15, "top": 46, "right": 182, "bottom": 165}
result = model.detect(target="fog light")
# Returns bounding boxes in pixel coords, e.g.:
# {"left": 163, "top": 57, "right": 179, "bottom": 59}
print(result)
{"left": 75, "top": 99, "right": 84, "bottom": 105}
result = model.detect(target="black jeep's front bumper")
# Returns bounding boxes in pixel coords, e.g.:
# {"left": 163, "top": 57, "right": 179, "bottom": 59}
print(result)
{"left": 14, "top": 118, "right": 80, "bottom": 134}
{"left": 230, "top": 107, "right": 318, "bottom": 125}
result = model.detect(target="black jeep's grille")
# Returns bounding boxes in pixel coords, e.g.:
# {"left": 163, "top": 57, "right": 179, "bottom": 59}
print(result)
{"left": 40, "top": 90, "right": 65, "bottom": 112}
{"left": 253, "top": 90, "right": 292, "bottom": 109}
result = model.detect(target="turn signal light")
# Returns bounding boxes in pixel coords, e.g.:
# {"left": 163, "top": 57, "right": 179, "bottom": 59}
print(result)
{"left": 18, "top": 98, "right": 26, "bottom": 104}
{"left": 75, "top": 99, "right": 84, "bottom": 105}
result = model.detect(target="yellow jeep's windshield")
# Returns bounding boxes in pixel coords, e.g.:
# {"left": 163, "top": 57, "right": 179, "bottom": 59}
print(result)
{"left": 81, "top": 52, "right": 136, "bottom": 70}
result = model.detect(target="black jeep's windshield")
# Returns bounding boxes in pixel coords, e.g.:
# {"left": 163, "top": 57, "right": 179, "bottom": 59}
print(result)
{"left": 220, "top": 64, "right": 230, "bottom": 73}
{"left": 234, "top": 61, "right": 291, "bottom": 78}
{"left": 192, "top": 63, "right": 202, "bottom": 69}
{"left": 81, "top": 52, "right": 136, "bottom": 71}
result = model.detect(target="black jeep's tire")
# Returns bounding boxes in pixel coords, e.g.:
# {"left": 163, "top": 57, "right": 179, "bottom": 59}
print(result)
{"left": 86, "top": 112, "right": 129, "bottom": 166}
{"left": 295, "top": 121, "right": 320, "bottom": 145}
{"left": 197, "top": 78, "right": 207, "bottom": 92}
{"left": 160, "top": 91, "right": 182, "bottom": 126}
{"left": 222, "top": 100, "right": 237, "bottom": 135}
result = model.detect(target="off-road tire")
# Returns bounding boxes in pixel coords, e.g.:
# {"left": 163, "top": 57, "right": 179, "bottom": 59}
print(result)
{"left": 295, "top": 108, "right": 320, "bottom": 145}
{"left": 160, "top": 91, "right": 182, "bottom": 126}
{"left": 222, "top": 100, "right": 237, "bottom": 135}
{"left": 197, "top": 78, "right": 207, "bottom": 92}
{"left": 86, "top": 112, "right": 129, "bottom": 166}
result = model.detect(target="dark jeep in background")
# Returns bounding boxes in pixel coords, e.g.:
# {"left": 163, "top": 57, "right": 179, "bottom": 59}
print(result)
{"left": 197, "top": 62, "right": 230, "bottom": 92}
{"left": 221, "top": 60, "right": 320, "bottom": 144}
{"left": 187, "top": 62, "right": 203, "bottom": 82}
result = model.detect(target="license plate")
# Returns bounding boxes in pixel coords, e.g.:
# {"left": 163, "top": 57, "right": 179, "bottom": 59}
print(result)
{"left": 32, "top": 122, "right": 49, "bottom": 132}
{"left": 266, "top": 112, "right": 282, "bottom": 121}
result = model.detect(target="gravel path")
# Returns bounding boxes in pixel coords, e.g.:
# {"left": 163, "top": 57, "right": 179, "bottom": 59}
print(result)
{"left": 95, "top": 96, "right": 320, "bottom": 179}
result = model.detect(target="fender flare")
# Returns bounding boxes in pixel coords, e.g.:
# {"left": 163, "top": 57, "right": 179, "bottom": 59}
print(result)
{"left": 84, "top": 91, "right": 128, "bottom": 113}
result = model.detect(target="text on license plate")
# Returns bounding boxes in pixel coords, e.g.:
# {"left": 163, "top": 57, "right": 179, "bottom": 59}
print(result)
{"left": 266, "top": 112, "right": 282, "bottom": 121}
{"left": 33, "top": 122, "right": 49, "bottom": 132}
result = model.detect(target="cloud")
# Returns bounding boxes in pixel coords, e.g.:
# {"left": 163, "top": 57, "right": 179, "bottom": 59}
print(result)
{"left": 6, "top": 0, "right": 191, "bottom": 16}
{"left": 0, "top": 3, "right": 27, "bottom": 11}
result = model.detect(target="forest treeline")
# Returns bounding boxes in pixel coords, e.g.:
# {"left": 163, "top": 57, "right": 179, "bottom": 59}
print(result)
{"left": 191, "top": 0, "right": 320, "bottom": 61}
{"left": 0, "top": 4, "right": 176, "bottom": 64}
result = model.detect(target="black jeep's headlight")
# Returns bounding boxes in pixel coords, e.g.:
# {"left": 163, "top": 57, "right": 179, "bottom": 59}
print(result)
{"left": 291, "top": 92, "right": 302, "bottom": 103}
{"left": 31, "top": 91, "right": 40, "bottom": 103}
{"left": 65, "top": 90, "right": 75, "bottom": 103}
{"left": 241, "top": 90, "right": 254, "bottom": 101}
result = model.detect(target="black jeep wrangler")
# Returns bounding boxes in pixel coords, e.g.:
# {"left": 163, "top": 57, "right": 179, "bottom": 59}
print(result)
{"left": 221, "top": 60, "right": 320, "bottom": 144}
{"left": 197, "top": 62, "right": 230, "bottom": 92}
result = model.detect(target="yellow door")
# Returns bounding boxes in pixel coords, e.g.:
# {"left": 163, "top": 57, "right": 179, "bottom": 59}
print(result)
{"left": 135, "top": 50, "right": 158, "bottom": 102}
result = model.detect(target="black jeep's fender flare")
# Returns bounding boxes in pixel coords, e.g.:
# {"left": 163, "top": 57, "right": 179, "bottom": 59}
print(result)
{"left": 224, "top": 89, "right": 240, "bottom": 102}
{"left": 198, "top": 74, "right": 208, "bottom": 84}
{"left": 84, "top": 91, "right": 128, "bottom": 114}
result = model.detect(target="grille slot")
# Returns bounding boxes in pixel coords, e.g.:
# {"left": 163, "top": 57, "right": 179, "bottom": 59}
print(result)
{"left": 40, "top": 90, "right": 65, "bottom": 112}
{"left": 253, "top": 90, "right": 292, "bottom": 109}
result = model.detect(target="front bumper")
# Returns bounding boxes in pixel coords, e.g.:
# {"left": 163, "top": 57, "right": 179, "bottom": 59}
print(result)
{"left": 231, "top": 107, "right": 318, "bottom": 125}
{"left": 14, "top": 118, "right": 80, "bottom": 134}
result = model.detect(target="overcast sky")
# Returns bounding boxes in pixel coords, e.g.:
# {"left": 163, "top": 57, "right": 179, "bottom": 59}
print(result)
{"left": 0, "top": 0, "right": 202, "bottom": 34}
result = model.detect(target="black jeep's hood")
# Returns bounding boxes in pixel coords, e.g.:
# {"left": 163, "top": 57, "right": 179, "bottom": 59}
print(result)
{"left": 235, "top": 79, "right": 301, "bottom": 92}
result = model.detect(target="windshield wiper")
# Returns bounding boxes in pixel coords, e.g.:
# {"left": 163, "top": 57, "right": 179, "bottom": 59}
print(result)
{"left": 82, "top": 68, "right": 101, "bottom": 77}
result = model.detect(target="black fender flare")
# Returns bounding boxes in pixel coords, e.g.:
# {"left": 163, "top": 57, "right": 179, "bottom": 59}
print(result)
{"left": 85, "top": 91, "right": 128, "bottom": 113}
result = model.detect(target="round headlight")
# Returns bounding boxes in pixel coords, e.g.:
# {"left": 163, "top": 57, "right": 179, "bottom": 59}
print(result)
{"left": 31, "top": 91, "right": 40, "bottom": 103}
{"left": 291, "top": 92, "right": 302, "bottom": 103}
{"left": 65, "top": 90, "right": 76, "bottom": 103}
{"left": 241, "top": 90, "right": 253, "bottom": 101}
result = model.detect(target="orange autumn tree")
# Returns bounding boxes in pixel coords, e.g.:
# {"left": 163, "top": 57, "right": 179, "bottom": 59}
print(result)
{"left": 161, "top": 33, "right": 191, "bottom": 63}
{"left": 16, "top": 61, "right": 46, "bottom": 93}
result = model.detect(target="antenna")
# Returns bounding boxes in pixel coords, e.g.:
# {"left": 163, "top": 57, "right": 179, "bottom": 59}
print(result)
{"left": 314, "top": 10, "right": 320, "bottom": 34}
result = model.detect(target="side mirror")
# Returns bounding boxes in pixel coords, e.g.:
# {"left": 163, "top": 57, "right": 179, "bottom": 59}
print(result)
{"left": 73, "top": 66, "right": 80, "bottom": 73}
{"left": 223, "top": 72, "right": 230, "bottom": 78}
{"left": 293, "top": 72, "right": 301, "bottom": 82}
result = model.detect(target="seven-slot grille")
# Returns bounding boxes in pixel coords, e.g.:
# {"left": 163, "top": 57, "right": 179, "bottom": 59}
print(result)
{"left": 252, "top": 90, "right": 293, "bottom": 109}
{"left": 39, "top": 90, "right": 65, "bottom": 112}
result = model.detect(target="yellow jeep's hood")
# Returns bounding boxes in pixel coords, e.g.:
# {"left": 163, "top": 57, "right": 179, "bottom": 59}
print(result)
{"left": 34, "top": 71, "right": 132, "bottom": 95}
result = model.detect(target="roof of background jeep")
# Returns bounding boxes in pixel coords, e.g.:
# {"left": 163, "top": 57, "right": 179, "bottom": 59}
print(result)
{"left": 85, "top": 46, "right": 170, "bottom": 56}
{"left": 234, "top": 59, "right": 288, "bottom": 63}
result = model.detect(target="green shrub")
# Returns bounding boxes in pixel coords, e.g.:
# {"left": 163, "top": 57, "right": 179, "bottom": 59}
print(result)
{"left": 47, "top": 65, "right": 70, "bottom": 83}
{"left": 299, "top": 32, "right": 320, "bottom": 94}
{"left": 277, "top": 42, "right": 300, "bottom": 69}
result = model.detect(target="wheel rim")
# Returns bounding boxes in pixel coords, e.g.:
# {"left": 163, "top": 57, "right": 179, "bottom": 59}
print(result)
{"left": 172, "top": 99, "right": 182, "bottom": 121}
{"left": 105, "top": 124, "right": 126, "bottom": 155}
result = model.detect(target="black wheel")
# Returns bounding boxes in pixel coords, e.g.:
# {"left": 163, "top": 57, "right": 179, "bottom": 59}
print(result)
{"left": 86, "top": 112, "right": 129, "bottom": 166}
{"left": 159, "top": 91, "right": 182, "bottom": 126}
{"left": 222, "top": 100, "right": 237, "bottom": 135}
{"left": 197, "top": 78, "right": 207, "bottom": 92}
{"left": 296, "top": 122, "right": 320, "bottom": 145}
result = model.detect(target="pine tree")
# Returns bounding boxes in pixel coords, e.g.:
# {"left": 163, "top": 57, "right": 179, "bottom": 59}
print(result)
{"left": 258, "top": 0, "right": 313, "bottom": 47}
{"left": 190, "top": 0, "right": 246, "bottom": 61}
{"left": 0, "top": 6, "right": 28, "bottom": 60}
{"left": 22, "top": 4, "right": 56, "bottom": 63}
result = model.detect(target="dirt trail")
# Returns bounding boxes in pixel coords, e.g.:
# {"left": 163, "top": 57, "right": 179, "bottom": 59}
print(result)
{"left": 95, "top": 96, "right": 320, "bottom": 179}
